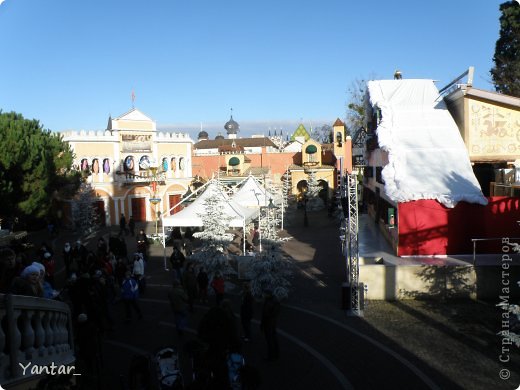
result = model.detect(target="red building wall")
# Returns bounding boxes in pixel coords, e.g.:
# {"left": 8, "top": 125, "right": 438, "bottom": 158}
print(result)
{"left": 398, "top": 197, "right": 520, "bottom": 256}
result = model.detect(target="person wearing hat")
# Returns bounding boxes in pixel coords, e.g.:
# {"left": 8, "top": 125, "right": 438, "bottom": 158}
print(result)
{"left": 32, "top": 262, "right": 55, "bottom": 299}
{"left": 10, "top": 264, "right": 42, "bottom": 297}
{"left": 260, "top": 289, "right": 280, "bottom": 361}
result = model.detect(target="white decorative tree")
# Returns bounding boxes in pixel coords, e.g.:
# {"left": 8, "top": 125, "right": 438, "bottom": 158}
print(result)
{"left": 306, "top": 169, "right": 324, "bottom": 211}
{"left": 250, "top": 204, "right": 292, "bottom": 300}
{"left": 190, "top": 185, "right": 235, "bottom": 276}
{"left": 72, "top": 182, "right": 98, "bottom": 233}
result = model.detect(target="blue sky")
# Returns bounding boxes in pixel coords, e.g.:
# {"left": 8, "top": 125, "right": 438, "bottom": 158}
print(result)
{"left": 0, "top": 0, "right": 505, "bottom": 139}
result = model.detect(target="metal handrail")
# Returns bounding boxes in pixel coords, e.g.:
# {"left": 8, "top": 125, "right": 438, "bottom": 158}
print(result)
{"left": 471, "top": 237, "right": 520, "bottom": 265}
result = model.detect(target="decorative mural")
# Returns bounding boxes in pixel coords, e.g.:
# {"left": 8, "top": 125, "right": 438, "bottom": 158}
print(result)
{"left": 469, "top": 101, "right": 520, "bottom": 158}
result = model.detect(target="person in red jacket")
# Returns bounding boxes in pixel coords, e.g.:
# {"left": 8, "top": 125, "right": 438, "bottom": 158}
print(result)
{"left": 210, "top": 272, "right": 225, "bottom": 306}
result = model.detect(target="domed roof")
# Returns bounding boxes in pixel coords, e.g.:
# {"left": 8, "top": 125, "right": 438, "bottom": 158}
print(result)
{"left": 224, "top": 115, "right": 239, "bottom": 135}
{"left": 198, "top": 131, "right": 209, "bottom": 140}
{"left": 215, "top": 133, "right": 225, "bottom": 140}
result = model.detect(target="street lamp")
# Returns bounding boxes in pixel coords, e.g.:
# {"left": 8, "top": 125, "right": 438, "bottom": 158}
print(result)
{"left": 147, "top": 162, "right": 163, "bottom": 235}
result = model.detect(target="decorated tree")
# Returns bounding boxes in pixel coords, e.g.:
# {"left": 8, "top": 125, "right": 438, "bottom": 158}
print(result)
{"left": 305, "top": 170, "right": 324, "bottom": 211}
{"left": 71, "top": 183, "right": 98, "bottom": 233}
{"left": 249, "top": 205, "right": 292, "bottom": 300}
{"left": 191, "top": 185, "right": 235, "bottom": 276}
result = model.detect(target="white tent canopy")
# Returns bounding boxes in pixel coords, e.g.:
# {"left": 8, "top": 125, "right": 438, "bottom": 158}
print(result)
{"left": 367, "top": 79, "right": 488, "bottom": 208}
{"left": 161, "top": 181, "right": 258, "bottom": 228}
{"left": 231, "top": 176, "right": 276, "bottom": 208}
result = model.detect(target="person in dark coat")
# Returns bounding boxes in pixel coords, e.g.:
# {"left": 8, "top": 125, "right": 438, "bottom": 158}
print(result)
{"left": 169, "top": 246, "right": 185, "bottom": 280}
{"left": 62, "top": 242, "right": 72, "bottom": 277}
{"left": 167, "top": 279, "right": 189, "bottom": 337}
{"left": 197, "top": 266, "right": 209, "bottom": 304}
{"left": 119, "top": 214, "right": 127, "bottom": 236}
{"left": 128, "top": 215, "right": 135, "bottom": 237}
{"left": 182, "top": 262, "right": 198, "bottom": 312}
{"left": 260, "top": 290, "right": 280, "bottom": 361}
{"left": 211, "top": 272, "right": 225, "bottom": 306}
{"left": 240, "top": 282, "right": 254, "bottom": 341}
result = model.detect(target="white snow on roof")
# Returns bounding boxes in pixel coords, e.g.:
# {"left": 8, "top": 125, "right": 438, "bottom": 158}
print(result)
{"left": 367, "top": 79, "right": 487, "bottom": 208}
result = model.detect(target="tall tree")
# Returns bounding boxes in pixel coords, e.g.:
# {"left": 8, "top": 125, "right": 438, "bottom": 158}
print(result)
{"left": 345, "top": 78, "right": 368, "bottom": 137}
{"left": 0, "top": 111, "right": 79, "bottom": 221}
{"left": 314, "top": 124, "right": 333, "bottom": 143}
{"left": 491, "top": 1, "right": 520, "bottom": 97}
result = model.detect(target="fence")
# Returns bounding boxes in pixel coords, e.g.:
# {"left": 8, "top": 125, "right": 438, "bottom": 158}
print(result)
{"left": 0, "top": 294, "right": 75, "bottom": 386}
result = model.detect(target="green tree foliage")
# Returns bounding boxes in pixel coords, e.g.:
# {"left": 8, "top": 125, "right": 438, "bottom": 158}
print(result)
{"left": 491, "top": 1, "right": 520, "bottom": 97}
{"left": 0, "top": 111, "right": 79, "bottom": 220}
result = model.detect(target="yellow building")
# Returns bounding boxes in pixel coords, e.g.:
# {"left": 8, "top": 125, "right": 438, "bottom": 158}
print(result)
{"left": 62, "top": 108, "right": 193, "bottom": 226}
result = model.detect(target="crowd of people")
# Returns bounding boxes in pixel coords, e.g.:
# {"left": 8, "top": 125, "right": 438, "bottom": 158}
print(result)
{"left": 0, "top": 217, "right": 282, "bottom": 389}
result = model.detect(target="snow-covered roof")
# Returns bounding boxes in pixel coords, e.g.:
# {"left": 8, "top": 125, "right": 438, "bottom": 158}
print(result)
{"left": 367, "top": 79, "right": 487, "bottom": 208}
{"left": 231, "top": 176, "right": 275, "bottom": 208}
{"left": 162, "top": 181, "right": 258, "bottom": 227}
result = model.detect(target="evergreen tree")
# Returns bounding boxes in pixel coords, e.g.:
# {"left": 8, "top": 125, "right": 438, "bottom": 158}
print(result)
{"left": 191, "top": 184, "right": 235, "bottom": 276}
{"left": 0, "top": 111, "right": 79, "bottom": 220}
{"left": 491, "top": 1, "right": 520, "bottom": 97}
{"left": 71, "top": 182, "right": 98, "bottom": 233}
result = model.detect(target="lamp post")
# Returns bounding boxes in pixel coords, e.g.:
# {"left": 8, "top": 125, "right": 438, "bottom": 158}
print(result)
{"left": 147, "top": 163, "right": 162, "bottom": 235}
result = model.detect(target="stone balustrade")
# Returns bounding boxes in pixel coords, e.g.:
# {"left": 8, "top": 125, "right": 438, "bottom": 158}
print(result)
{"left": 0, "top": 294, "right": 75, "bottom": 386}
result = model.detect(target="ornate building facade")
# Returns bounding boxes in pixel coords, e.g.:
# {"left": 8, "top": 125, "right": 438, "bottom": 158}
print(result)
{"left": 62, "top": 108, "right": 194, "bottom": 226}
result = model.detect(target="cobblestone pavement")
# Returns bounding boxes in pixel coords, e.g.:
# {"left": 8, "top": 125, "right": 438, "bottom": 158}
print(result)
{"left": 27, "top": 210, "right": 520, "bottom": 390}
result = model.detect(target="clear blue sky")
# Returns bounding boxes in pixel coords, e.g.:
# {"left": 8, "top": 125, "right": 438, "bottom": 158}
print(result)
{"left": 0, "top": 0, "right": 504, "bottom": 138}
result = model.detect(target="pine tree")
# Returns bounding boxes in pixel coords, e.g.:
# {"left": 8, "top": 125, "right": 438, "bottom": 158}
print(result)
{"left": 491, "top": 1, "right": 520, "bottom": 97}
{"left": 0, "top": 111, "right": 79, "bottom": 220}
{"left": 191, "top": 184, "right": 235, "bottom": 276}
{"left": 250, "top": 205, "right": 292, "bottom": 300}
{"left": 71, "top": 182, "right": 98, "bottom": 233}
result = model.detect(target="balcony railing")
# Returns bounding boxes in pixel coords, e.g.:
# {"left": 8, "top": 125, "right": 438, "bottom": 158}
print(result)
{"left": 0, "top": 294, "right": 75, "bottom": 386}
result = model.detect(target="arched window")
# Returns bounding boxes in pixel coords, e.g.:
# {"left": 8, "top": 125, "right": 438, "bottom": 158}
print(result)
{"left": 162, "top": 157, "right": 168, "bottom": 172}
{"left": 139, "top": 155, "right": 151, "bottom": 170}
{"left": 103, "top": 158, "right": 110, "bottom": 174}
{"left": 179, "top": 157, "right": 185, "bottom": 171}
{"left": 171, "top": 157, "right": 176, "bottom": 172}
{"left": 124, "top": 156, "right": 134, "bottom": 172}
{"left": 92, "top": 159, "right": 100, "bottom": 174}
{"left": 81, "top": 158, "right": 89, "bottom": 171}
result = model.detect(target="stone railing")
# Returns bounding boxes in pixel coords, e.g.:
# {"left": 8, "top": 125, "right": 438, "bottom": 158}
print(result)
{"left": 0, "top": 294, "right": 75, "bottom": 386}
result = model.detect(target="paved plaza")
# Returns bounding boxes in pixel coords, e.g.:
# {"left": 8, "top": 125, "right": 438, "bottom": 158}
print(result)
{"left": 28, "top": 207, "right": 520, "bottom": 390}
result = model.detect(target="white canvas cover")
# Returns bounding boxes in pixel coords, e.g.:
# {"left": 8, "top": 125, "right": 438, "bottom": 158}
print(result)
{"left": 232, "top": 176, "right": 275, "bottom": 208}
{"left": 161, "top": 181, "right": 257, "bottom": 227}
{"left": 367, "top": 79, "right": 487, "bottom": 208}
